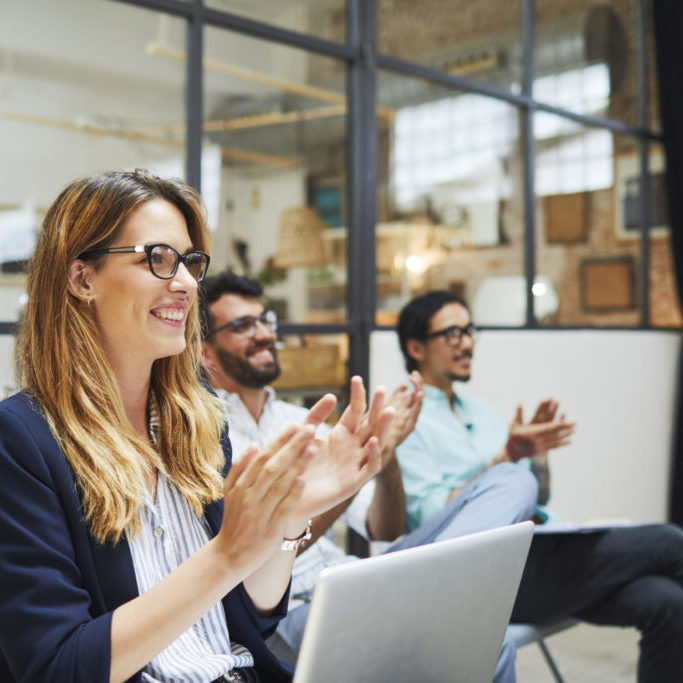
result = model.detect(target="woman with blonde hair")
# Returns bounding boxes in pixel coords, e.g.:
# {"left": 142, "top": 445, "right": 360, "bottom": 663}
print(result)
{"left": 0, "top": 169, "right": 392, "bottom": 682}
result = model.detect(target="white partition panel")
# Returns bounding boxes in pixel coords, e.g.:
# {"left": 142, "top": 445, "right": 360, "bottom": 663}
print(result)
{"left": 370, "top": 329, "right": 681, "bottom": 525}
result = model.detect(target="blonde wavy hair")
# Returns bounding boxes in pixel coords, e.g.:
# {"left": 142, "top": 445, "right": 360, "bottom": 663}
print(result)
{"left": 16, "top": 169, "right": 227, "bottom": 543}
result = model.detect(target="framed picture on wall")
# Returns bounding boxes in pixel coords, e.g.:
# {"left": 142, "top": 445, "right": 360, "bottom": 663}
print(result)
{"left": 614, "top": 150, "right": 668, "bottom": 240}
{"left": 580, "top": 256, "right": 637, "bottom": 312}
{"left": 543, "top": 191, "right": 588, "bottom": 243}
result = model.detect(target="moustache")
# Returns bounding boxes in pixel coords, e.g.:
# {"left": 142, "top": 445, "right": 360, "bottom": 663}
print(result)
{"left": 453, "top": 351, "right": 473, "bottom": 361}
{"left": 246, "top": 341, "right": 276, "bottom": 357}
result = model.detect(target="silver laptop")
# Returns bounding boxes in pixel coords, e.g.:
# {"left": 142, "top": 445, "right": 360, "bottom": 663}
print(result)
{"left": 293, "top": 522, "right": 533, "bottom": 683}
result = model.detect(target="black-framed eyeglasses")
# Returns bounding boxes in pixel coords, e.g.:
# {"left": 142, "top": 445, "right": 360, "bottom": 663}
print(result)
{"left": 425, "top": 323, "right": 477, "bottom": 346}
{"left": 205, "top": 310, "right": 278, "bottom": 339}
{"left": 79, "top": 243, "right": 210, "bottom": 282}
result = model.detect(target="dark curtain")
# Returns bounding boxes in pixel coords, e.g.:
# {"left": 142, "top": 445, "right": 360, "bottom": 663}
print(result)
{"left": 653, "top": 0, "right": 683, "bottom": 524}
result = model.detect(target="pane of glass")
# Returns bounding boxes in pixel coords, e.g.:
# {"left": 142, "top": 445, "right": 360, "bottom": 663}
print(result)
{"left": 204, "top": 27, "right": 347, "bottom": 323}
{"left": 204, "top": 0, "right": 346, "bottom": 42}
{"left": 648, "top": 144, "right": 681, "bottom": 327}
{"left": 378, "top": 0, "right": 522, "bottom": 93}
{"left": 0, "top": 1, "right": 186, "bottom": 325}
{"left": 535, "top": 114, "right": 647, "bottom": 327}
{"left": 534, "top": 0, "right": 640, "bottom": 128}
{"left": 376, "top": 70, "right": 525, "bottom": 326}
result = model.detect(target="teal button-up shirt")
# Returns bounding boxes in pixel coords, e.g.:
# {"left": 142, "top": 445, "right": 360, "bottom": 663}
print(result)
{"left": 397, "top": 385, "right": 508, "bottom": 531}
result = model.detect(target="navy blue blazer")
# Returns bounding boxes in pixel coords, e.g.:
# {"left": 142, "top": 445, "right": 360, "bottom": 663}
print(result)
{"left": 0, "top": 391, "right": 293, "bottom": 683}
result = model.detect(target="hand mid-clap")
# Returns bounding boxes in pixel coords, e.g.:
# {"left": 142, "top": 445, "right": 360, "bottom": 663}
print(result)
{"left": 218, "top": 375, "right": 395, "bottom": 571}
{"left": 505, "top": 398, "right": 576, "bottom": 461}
{"left": 295, "top": 376, "right": 396, "bottom": 523}
{"left": 218, "top": 423, "right": 318, "bottom": 576}
{"left": 380, "top": 370, "right": 425, "bottom": 466}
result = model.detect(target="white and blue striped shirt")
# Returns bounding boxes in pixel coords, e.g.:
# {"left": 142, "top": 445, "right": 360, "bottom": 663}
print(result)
{"left": 126, "top": 400, "right": 254, "bottom": 682}
{"left": 215, "top": 387, "right": 373, "bottom": 608}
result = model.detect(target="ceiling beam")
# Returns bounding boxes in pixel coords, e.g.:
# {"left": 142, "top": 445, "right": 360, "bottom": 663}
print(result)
{"left": 146, "top": 42, "right": 395, "bottom": 121}
{"left": 0, "top": 110, "right": 298, "bottom": 169}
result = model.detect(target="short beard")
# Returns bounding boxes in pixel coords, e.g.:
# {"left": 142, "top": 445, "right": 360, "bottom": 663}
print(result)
{"left": 214, "top": 343, "right": 281, "bottom": 389}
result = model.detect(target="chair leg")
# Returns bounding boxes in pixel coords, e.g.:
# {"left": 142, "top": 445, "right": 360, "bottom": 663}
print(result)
{"left": 537, "top": 639, "right": 567, "bottom": 683}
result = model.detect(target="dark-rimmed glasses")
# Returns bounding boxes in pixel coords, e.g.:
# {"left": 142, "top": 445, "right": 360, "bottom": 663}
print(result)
{"left": 425, "top": 323, "right": 477, "bottom": 346}
{"left": 79, "top": 244, "right": 210, "bottom": 282}
{"left": 205, "top": 310, "right": 278, "bottom": 339}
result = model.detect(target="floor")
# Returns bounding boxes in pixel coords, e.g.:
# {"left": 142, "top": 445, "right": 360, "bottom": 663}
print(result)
{"left": 515, "top": 623, "right": 639, "bottom": 682}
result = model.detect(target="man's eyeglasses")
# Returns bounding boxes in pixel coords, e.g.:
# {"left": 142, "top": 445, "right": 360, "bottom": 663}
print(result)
{"left": 79, "top": 244, "right": 210, "bottom": 282}
{"left": 425, "top": 323, "right": 477, "bottom": 346}
{"left": 205, "top": 310, "right": 278, "bottom": 339}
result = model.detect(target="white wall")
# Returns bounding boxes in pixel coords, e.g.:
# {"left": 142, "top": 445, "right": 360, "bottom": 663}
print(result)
{"left": 370, "top": 329, "right": 682, "bottom": 525}
{"left": 0, "top": 335, "right": 16, "bottom": 398}
{"left": 5, "top": 327, "right": 680, "bottom": 520}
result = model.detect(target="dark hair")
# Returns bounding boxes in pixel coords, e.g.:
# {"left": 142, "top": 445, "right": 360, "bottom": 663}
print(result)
{"left": 199, "top": 270, "right": 263, "bottom": 339}
{"left": 397, "top": 290, "right": 468, "bottom": 372}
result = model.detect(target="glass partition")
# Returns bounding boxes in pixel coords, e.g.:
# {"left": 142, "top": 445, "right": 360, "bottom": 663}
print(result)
{"left": 0, "top": 0, "right": 186, "bottom": 325}
{"left": 374, "top": 70, "right": 525, "bottom": 326}
{"left": 378, "top": 0, "right": 522, "bottom": 94}
{"left": 205, "top": 0, "right": 346, "bottom": 42}
{"left": 535, "top": 113, "right": 645, "bottom": 326}
{"left": 534, "top": 0, "right": 640, "bottom": 128}
{"left": 203, "top": 26, "right": 348, "bottom": 323}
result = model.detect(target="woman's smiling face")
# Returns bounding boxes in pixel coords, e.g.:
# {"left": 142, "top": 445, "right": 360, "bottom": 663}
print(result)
{"left": 88, "top": 198, "right": 198, "bottom": 372}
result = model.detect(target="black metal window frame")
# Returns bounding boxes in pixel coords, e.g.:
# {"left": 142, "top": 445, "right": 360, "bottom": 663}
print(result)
{"left": 0, "top": 1, "right": 665, "bottom": 358}
{"left": 373, "top": 0, "right": 662, "bottom": 331}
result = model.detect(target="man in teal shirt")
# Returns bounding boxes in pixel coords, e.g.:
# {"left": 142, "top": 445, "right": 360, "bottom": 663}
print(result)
{"left": 396, "top": 290, "right": 683, "bottom": 682}
{"left": 399, "top": 389, "right": 512, "bottom": 530}
{"left": 397, "top": 289, "right": 573, "bottom": 530}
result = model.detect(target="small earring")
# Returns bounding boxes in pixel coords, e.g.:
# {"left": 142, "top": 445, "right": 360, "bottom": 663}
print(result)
{"left": 87, "top": 295, "right": 94, "bottom": 306}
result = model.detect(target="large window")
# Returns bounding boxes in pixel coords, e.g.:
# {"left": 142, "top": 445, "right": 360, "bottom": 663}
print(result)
{"left": 375, "top": 0, "right": 675, "bottom": 329}
{"left": 377, "top": 73, "right": 525, "bottom": 326}
{"left": 0, "top": 0, "right": 187, "bottom": 392}
{"left": 204, "top": 0, "right": 346, "bottom": 41}
{"left": 203, "top": 26, "right": 348, "bottom": 324}
{"left": 533, "top": 1, "right": 642, "bottom": 128}
{"left": 0, "top": 0, "right": 676, "bottom": 395}
{"left": 377, "top": 0, "right": 523, "bottom": 92}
